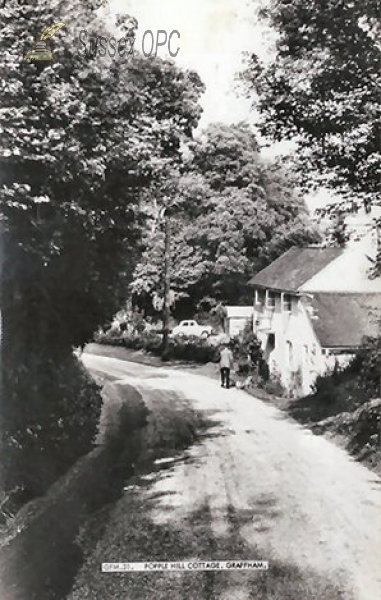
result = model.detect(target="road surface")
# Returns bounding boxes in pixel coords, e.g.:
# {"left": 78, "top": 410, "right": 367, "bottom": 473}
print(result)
{"left": 75, "top": 353, "right": 381, "bottom": 600}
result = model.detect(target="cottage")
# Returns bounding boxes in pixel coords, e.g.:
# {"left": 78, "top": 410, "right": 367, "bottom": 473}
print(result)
{"left": 248, "top": 240, "right": 381, "bottom": 397}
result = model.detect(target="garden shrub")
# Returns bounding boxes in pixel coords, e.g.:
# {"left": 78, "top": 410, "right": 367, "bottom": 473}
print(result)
{"left": 230, "top": 319, "right": 264, "bottom": 376}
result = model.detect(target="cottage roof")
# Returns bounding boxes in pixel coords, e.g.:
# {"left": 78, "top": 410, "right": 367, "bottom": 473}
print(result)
{"left": 307, "top": 293, "right": 381, "bottom": 348}
{"left": 248, "top": 247, "right": 343, "bottom": 292}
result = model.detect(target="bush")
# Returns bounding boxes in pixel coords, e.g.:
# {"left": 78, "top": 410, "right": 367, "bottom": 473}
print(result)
{"left": 230, "top": 319, "right": 264, "bottom": 376}
{"left": 355, "top": 335, "right": 381, "bottom": 398}
{"left": 141, "top": 332, "right": 162, "bottom": 354}
{"left": 348, "top": 399, "right": 381, "bottom": 456}
{"left": 122, "top": 333, "right": 145, "bottom": 350}
{"left": 264, "top": 369, "right": 285, "bottom": 396}
{"left": 94, "top": 328, "right": 220, "bottom": 364}
{"left": 258, "top": 358, "right": 270, "bottom": 381}
{"left": 312, "top": 374, "right": 338, "bottom": 405}
{"left": 161, "top": 336, "right": 220, "bottom": 363}
{"left": 94, "top": 328, "right": 125, "bottom": 346}
{"left": 1, "top": 352, "right": 102, "bottom": 502}
{"left": 289, "top": 363, "right": 367, "bottom": 424}
{"left": 237, "top": 358, "right": 251, "bottom": 376}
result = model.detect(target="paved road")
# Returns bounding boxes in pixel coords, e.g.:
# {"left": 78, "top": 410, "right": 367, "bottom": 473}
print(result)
{"left": 79, "top": 353, "right": 381, "bottom": 600}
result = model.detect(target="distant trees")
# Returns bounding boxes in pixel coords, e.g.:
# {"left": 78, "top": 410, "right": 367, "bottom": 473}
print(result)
{"left": 132, "top": 123, "right": 319, "bottom": 317}
{"left": 0, "top": 0, "right": 204, "bottom": 496}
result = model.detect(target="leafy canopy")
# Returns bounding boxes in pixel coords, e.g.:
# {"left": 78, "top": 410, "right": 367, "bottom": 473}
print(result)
{"left": 0, "top": 0, "right": 204, "bottom": 349}
{"left": 242, "top": 0, "right": 381, "bottom": 205}
{"left": 133, "top": 123, "right": 319, "bottom": 316}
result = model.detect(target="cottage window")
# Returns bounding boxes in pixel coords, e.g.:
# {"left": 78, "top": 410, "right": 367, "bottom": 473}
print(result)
{"left": 254, "top": 289, "right": 263, "bottom": 305}
{"left": 282, "top": 294, "right": 292, "bottom": 313}
{"left": 266, "top": 290, "right": 276, "bottom": 309}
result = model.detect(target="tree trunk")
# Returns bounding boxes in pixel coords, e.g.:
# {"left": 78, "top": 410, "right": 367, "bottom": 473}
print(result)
{"left": 162, "top": 213, "right": 171, "bottom": 353}
{"left": 379, "top": 369, "right": 381, "bottom": 448}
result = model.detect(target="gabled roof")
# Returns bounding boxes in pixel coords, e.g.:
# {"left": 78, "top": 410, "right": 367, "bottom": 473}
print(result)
{"left": 248, "top": 247, "right": 343, "bottom": 292}
{"left": 306, "top": 293, "right": 381, "bottom": 348}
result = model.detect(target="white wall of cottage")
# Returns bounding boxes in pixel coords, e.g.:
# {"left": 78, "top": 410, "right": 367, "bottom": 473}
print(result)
{"left": 253, "top": 289, "right": 336, "bottom": 396}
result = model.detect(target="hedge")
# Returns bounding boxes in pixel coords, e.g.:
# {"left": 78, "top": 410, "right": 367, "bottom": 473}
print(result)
{"left": 96, "top": 330, "right": 220, "bottom": 364}
{"left": 1, "top": 351, "right": 102, "bottom": 505}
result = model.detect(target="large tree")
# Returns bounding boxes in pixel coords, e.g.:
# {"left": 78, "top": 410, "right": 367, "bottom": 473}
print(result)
{"left": 243, "top": 0, "right": 381, "bottom": 206}
{"left": 132, "top": 123, "right": 319, "bottom": 316}
{"left": 0, "top": 0, "right": 203, "bottom": 496}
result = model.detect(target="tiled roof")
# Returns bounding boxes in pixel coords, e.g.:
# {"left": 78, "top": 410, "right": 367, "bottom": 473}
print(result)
{"left": 248, "top": 247, "right": 343, "bottom": 292}
{"left": 306, "top": 293, "right": 381, "bottom": 348}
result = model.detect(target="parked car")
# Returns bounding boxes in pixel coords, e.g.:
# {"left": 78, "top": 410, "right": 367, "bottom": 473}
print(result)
{"left": 171, "top": 320, "right": 213, "bottom": 338}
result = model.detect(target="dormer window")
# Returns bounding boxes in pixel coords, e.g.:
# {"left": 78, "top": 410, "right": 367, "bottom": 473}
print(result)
{"left": 282, "top": 293, "right": 292, "bottom": 313}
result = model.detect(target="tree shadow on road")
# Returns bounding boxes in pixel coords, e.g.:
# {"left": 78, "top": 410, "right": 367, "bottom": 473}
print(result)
{"left": 69, "top": 475, "right": 354, "bottom": 600}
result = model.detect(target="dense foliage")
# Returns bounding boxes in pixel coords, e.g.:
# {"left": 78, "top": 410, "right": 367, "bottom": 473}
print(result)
{"left": 355, "top": 335, "right": 381, "bottom": 397}
{"left": 132, "top": 123, "right": 319, "bottom": 317}
{"left": 0, "top": 0, "right": 203, "bottom": 496}
{"left": 1, "top": 353, "right": 102, "bottom": 500}
{"left": 243, "top": 0, "right": 380, "bottom": 207}
{"left": 230, "top": 319, "right": 264, "bottom": 376}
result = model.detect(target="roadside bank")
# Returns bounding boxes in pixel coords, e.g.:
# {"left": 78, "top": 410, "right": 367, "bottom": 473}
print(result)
{"left": 0, "top": 373, "right": 209, "bottom": 600}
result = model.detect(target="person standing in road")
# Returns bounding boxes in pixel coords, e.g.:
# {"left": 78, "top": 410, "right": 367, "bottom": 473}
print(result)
{"left": 219, "top": 343, "right": 234, "bottom": 389}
